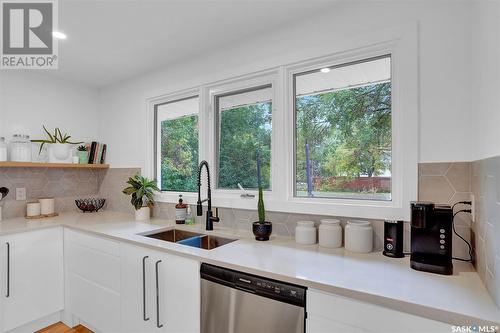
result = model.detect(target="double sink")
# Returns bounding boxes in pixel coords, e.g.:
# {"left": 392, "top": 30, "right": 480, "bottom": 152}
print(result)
{"left": 142, "top": 229, "right": 236, "bottom": 250}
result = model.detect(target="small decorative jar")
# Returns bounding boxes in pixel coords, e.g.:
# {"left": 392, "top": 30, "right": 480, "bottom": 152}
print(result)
{"left": 295, "top": 221, "right": 317, "bottom": 245}
{"left": 0, "top": 137, "right": 7, "bottom": 161}
{"left": 10, "top": 134, "right": 31, "bottom": 162}
{"left": 319, "top": 219, "right": 342, "bottom": 248}
{"left": 345, "top": 220, "right": 373, "bottom": 253}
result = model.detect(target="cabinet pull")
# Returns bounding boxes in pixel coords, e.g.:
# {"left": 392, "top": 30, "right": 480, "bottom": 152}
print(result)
{"left": 142, "top": 256, "right": 150, "bottom": 321}
{"left": 5, "top": 242, "right": 9, "bottom": 298}
{"left": 155, "top": 260, "right": 163, "bottom": 328}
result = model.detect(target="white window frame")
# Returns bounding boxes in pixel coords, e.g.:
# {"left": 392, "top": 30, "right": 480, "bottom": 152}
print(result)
{"left": 146, "top": 87, "right": 202, "bottom": 203}
{"left": 146, "top": 24, "right": 418, "bottom": 220}
{"left": 202, "top": 70, "right": 280, "bottom": 210}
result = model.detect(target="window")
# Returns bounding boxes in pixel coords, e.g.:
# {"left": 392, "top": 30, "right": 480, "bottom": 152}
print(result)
{"left": 215, "top": 85, "right": 272, "bottom": 190}
{"left": 294, "top": 56, "right": 392, "bottom": 201}
{"left": 149, "top": 30, "right": 418, "bottom": 220}
{"left": 155, "top": 96, "right": 199, "bottom": 192}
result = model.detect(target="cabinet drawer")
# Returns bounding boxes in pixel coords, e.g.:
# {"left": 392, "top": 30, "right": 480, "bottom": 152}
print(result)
{"left": 307, "top": 289, "right": 449, "bottom": 333}
{"left": 67, "top": 242, "right": 121, "bottom": 293}
{"left": 65, "top": 228, "right": 120, "bottom": 257}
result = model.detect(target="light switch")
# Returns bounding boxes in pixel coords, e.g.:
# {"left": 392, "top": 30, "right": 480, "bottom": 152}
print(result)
{"left": 16, "top": 187, "right": 26, "bottom": 201}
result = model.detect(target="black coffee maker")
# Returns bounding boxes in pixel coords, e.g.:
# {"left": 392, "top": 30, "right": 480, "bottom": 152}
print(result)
{"left": 410, "top": 202, "right": 453, "bottom": 275}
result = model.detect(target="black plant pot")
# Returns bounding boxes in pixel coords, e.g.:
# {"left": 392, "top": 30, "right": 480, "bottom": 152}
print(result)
{"left": 252, "top": 221, "right": 272, "bottom": 241}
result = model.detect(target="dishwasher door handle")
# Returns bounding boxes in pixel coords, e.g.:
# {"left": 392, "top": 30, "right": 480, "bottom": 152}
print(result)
{"left": 142, "top": 256, "right": 150, "bottom": 322}
{"left": 155, "top": 260, "right": 163, "bottom": 328}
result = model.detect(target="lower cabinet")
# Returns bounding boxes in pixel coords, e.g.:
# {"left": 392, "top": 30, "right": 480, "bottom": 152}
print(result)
{"left": 65, "top": 229, "right": 122, "bottom": 332}
{"left": 121, "top": 243, "right": 200, "bottom": 333}
{"left": 65, "top": 229, "right": 200, "bottom": 333}
{"left": 0, "top": 227, "right": 64, "bottom": 332}
{"left": 306, "top": 289, "right": 450, "bottom": 333}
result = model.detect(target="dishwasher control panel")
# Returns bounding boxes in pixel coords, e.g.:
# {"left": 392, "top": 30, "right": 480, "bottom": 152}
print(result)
{"left": 201, "top": 263, "right": 306, "bottom": 307}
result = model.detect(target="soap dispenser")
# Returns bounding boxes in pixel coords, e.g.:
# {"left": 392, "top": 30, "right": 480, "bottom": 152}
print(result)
{"left": 175, "top": 194, "right": 187, "bottom": 224}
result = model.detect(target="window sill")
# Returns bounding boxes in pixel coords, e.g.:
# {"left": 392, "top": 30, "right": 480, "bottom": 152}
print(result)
{"left": 155, "top": 191, "right": 407, "bottom": 220}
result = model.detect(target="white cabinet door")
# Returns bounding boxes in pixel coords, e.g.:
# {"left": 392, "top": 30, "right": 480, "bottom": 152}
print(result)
{"left": 158, "top": 252, "right": 200, "bottom": 333}
{"left": 307, "top": 289, "right": 450, "bottom": 333}
{"left": 1, "top": 227, "right": 64, "bottom": 332}
{"left": 65, "top": 229, "right": 121, "bottom": 333}
{"left": 121, "top": 243, "right": 200, "bottom": 333}
{"left": 121, "top": 244, "right": 155, "bottom": 333}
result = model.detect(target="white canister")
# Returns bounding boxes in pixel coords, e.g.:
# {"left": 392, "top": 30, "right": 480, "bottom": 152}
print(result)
{"left": 39, "top": 198, "right": 55, "bottom": 215}
{"left": 295, "top": 221, "right": 317, "bottom": 245}
{"left": 345, "top": 220, "right": 373, "bottom": 253}
{"left": 26, "top": 202, "right": 41, "bottom": 217}
{"left": 319, "top": 219, "right": 342, "bottom": 248}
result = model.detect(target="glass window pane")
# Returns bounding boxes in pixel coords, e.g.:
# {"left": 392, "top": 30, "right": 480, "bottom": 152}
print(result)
{"left": 156, "top": 97, "right": 199, "bottom": 192}
{"left": 294, "top": 56, "right": 392, "bottom": 201}
{"left": 216, "top": 86, "right": 272, "bottom": 190}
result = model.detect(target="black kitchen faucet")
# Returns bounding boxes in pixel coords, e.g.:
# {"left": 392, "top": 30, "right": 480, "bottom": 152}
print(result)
{"left": 197, "top": 160, "right": 219, "bottom": 230}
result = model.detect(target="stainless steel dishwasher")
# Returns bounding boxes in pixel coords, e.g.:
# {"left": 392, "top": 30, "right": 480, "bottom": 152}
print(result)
{"left": 201, "top": 263, "right": 306, "bottom": 333}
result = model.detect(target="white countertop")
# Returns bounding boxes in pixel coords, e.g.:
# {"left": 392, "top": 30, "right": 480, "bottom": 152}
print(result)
{"left": 0, "top": 211, "right": 499, "bottom": 325}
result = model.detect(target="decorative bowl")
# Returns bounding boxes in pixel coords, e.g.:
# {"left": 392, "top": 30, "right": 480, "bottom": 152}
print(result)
{"left": 75, "top": 198, "right": 106, "bottom": 213}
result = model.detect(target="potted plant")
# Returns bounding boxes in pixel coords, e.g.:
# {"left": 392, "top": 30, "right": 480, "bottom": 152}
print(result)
{"left": 122, "top": 174, "right": 159, "bottom": 221}
{"left": 252, "top": 159, "right": 272, "bottom": 241}
{"left": 32, "top": 126, "right": 83, "bottom": 163}
{"left": 76, "top": 145, "right": 88, "bottom": 164}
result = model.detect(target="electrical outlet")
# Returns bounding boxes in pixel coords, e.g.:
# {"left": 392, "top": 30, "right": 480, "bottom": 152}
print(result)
{"left": 470, "top": 194, "right": 475, "bottom": 222}
{"left": 15, "top": 187, "right": 26, "bottom": 201}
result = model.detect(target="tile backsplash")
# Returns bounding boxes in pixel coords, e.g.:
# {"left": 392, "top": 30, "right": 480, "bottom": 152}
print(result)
{"left": 472, "top": 156, "right": 500, "bottom": 306}
{"left": 0, "top": 167, "right": 103, "bottom": 219}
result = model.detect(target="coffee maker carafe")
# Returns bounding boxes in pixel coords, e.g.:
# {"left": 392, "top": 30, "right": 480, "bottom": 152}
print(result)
{"left": 410, "top": 202, "right": 453, "bottom": 275}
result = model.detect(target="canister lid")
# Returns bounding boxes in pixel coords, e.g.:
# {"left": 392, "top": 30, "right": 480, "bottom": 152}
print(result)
{"left": 347, "top": 220, "right": 371, "bottom": 227}
{"left": 320, "top": 219, "right": 340, "bottom": 225}
{"left": 296, "top": 221, "right": 315, "bottom": 227}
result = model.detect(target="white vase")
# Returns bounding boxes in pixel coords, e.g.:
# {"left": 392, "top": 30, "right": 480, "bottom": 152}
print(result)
{"left": 48, "top": 143, "right": 73, "bottom": 163}
{"left": 135, "top": 206, "right": 150, "bottom": 221}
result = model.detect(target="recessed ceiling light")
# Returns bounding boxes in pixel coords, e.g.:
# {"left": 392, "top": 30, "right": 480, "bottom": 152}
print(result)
{"left": 320, "top": 68, "right": 331, "bottom": 73}
{"left": 52, "top": 31, "right": 67, "bottom": 40}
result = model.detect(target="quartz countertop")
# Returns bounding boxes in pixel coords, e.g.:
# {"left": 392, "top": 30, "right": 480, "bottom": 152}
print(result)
{"left": 0, "top": 211, "right": 498, "bottom": 325}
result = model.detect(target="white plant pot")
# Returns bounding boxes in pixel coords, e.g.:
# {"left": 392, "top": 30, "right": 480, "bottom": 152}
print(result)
{"left": 135, "top": 206, "right": 150, "bottom": 221}
{"left": 48, "top": 143, "right": 73, "bottom": 163}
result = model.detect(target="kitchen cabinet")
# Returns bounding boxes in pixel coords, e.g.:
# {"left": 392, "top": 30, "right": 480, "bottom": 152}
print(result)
{"left": 121, "top": 243, "right": 200, "bottom": 333}
{"left": 306, "top": 289, "right": 450, "bottom": 333}
{"left": 0, "top": 227, "right": 64, "bottom": 332}
{"left": 64, "top": 228, "right": 121, "bottom": 333}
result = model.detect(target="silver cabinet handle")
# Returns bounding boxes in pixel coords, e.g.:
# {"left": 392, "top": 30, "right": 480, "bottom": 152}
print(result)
{"left": 155, "top": 260, "right": 163, "bottom": 328}
{"left": 5, "top": 242, "right": 9, "bottom": 298}
{"left": 142, "top": 256, "right": 150, "bottom": 321}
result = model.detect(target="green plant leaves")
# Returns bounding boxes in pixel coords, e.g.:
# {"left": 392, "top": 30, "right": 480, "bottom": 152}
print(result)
{"left": 32, "top": 126, "right": 83, "bottom": 154}
{"left": 122, "top": 174, "right": 159, "bottom": 210}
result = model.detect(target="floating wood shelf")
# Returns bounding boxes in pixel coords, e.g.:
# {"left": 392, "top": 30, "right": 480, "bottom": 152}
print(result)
{"left": 0, "top": 162, "right": 110, "bottom": 169}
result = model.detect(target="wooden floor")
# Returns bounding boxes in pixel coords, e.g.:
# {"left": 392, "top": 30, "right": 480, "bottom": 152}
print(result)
{"left": 35, "top": 322, "right": 93, "bottom": 333}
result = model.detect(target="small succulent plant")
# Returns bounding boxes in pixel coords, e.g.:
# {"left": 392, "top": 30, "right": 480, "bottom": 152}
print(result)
{"left": 77, "top": 145, "right": 87, "bottom": 152}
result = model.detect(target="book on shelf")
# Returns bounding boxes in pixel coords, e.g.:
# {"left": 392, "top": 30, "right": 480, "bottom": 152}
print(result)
{"left": 86, "top": 142, "right": 107, "bottom": 164}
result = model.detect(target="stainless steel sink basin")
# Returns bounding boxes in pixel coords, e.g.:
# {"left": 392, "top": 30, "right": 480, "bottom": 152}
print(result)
{"left": 142, "top": 229, "right": 236, "bottom": 250}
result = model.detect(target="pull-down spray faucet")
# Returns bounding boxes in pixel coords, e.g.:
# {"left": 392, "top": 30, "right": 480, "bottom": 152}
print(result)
{"left": 197, "top": 161, "right": 219, "bottom": 230}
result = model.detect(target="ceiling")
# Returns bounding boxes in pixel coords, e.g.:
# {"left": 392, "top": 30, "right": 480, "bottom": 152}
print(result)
{"left": 52, "top": 0, "right": 337, "bottom": 87}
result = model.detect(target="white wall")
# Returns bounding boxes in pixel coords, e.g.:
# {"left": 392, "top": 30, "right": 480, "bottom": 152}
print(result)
{"left": 473, "top": 0, "right": 500, "bottom": 160}
{"left": 99, "top": 1, "right": 476, "bottom": 169}
{"left": 0, "top": 72, "right": 100, "bottom": 148}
